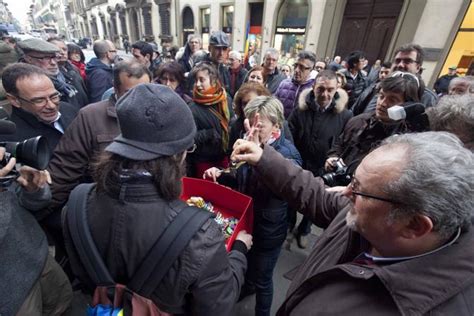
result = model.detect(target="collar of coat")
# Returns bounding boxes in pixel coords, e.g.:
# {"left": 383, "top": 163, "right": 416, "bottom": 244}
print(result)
{"left": 297, "top": 88, "right": 348, "bottom": 113}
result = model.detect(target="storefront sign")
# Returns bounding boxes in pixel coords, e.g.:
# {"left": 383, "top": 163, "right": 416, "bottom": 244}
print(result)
{"left": 201, "top": 27, "right": 210, "bottom": 34}
{"left": 223, "top": 26, "right": 232, "bottom": 33}
{"left": 183, "top": 28, "right": 194, "bottom": 32}
{"left": 276, "top": 27, "right": 306, "bottom": 34}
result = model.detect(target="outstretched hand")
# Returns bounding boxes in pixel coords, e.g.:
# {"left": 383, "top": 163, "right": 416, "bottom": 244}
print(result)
{"left": 231, "top": 139, "right": 263, "bottom": 166}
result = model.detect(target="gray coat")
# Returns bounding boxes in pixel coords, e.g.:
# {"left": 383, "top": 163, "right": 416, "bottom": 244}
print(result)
{"left": 0, "top": 186, "right": 50, "bottom": 315}
{"left": 64, "top": 176, "right": 248, "bottom": 315}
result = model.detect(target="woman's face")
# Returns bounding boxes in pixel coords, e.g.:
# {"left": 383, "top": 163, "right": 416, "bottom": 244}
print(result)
{"left": 281, "top": 66, "right": 291, "bottom": 78}
{"left": 248, "top": 114, "right": 279, "bottom": 143}
{"left": 195, "top": 70, "right": 212, "bottom": 92}
{"left": 159, "top": 73, "right": 179, "bottom": 91}
{"left": 248, "top": 70, "right": 264, "bottom": 84}
{"left": 189, "top": 38, "right": 201, "bottom": 53}
{"left": 70, "top": 52, "right": 81, "bottom": 62}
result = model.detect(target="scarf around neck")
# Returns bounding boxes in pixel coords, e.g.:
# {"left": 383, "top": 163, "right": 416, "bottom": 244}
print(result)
{"left": 193, "top": 83, "right": 230, "bottom": 151}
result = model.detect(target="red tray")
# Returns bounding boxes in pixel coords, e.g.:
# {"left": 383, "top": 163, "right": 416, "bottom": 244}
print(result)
{"left": 181, "top": 177, "right": 253, "bottom": 251}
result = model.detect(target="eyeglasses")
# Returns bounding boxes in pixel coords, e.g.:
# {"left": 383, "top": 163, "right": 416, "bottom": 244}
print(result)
{"left": 394, "top": 58, "right": 418, "bottom": 65}
{"left": 28, "top": 55, "right": 59, "bottom": 63}
{"left": 109, "top": 50, "right": 117, "bottom": 53}
{"left": 15, "top": 92, "right": 62, "bottom": 107}
{"left": 186, "top": 144, "right": 197, "bottom": 153}
{"left": 293, "top": 63, "right": 312, "bottom": 71}
{"left": 390, "top": 71, "right": 420, "bottom": 88}
{"left": 349, "top": 178, "right": 399, "bottom": 204}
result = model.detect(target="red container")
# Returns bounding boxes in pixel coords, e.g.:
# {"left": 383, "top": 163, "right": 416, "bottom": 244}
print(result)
{"left": 181, "top": 177, "right": 253, "bottom": 252}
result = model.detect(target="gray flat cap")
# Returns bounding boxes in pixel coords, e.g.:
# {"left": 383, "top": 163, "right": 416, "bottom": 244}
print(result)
{"left": 17, "top": 38, "right": 60, "bottom": 54}
{"left": 209, "top": 31, "right": 230, "bottom": 47}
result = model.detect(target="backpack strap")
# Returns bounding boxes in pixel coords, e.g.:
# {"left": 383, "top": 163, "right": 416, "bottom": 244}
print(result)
{"left": 129, "top": 206, "right": 212, "bottom": 297}
{"left": 66, "top": 183, "right": 115, "bottom": 285}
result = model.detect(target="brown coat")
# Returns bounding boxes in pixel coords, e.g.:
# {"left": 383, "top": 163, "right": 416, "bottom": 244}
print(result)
{"left": 254, "top": 145, "right": 474, "bottom": 316}
{"left": 48, "top": 98, "right": 120, "bottom": 212}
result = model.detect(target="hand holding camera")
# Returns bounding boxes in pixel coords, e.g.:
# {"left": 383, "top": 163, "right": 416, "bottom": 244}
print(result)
{"left": 0, "top": 147, "right": 51, "bottom": 192}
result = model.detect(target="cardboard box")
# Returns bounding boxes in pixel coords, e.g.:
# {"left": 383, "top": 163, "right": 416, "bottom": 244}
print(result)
{"left": 181, "top": 177, "right": 253, "bottom": 251}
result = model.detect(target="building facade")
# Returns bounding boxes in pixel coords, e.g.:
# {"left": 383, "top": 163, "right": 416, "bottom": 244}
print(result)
{"left": 66, "top": 0, "right": 472, "bottom": 86}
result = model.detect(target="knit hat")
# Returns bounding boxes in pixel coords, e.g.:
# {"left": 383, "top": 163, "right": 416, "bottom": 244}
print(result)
{"left": 105, "top": 83, "right": 196, "bottom": 160}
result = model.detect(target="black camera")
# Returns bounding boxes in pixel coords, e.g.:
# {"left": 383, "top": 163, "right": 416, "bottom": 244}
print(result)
{"left": 322, "top": 160, "right": 352, "bottom": 187}
{"left": 0, "top": 136, "right": 50, "bottom": 170}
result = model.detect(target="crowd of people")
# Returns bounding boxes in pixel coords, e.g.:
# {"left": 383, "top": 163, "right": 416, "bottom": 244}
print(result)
{"left": 0, "top": 29, "right": 473, "bottom": 316}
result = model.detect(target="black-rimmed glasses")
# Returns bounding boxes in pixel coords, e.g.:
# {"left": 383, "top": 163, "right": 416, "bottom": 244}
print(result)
{"left": 15, "top": 92, "right": 62, "bottom": 107}
{"left": 349, "top": 178, "right": 399, "bottom": 204}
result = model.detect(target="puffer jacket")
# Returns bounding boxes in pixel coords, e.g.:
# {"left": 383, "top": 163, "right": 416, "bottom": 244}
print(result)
{"left": 85, "top": 58, "right": 113, "bottom": 103}
{"left": 288, "top": 88, "right": 352, "bottom": 176}
{"left": 63, "top": 174, "right": 248, "bottom": 315}
{"left": 275, "top": 77, "right": 315, "bottom": 118}
{"left": 253, "top": 146, "right": 474, "bottom": 316}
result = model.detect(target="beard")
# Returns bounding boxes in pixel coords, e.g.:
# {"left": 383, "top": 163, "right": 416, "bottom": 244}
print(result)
{"left": 345, "top": 209, "right": 358, "bottom": 231}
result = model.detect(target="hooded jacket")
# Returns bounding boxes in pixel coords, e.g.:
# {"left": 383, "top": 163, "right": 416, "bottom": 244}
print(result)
{"left": 288, "top": 88, "right": 352, "bottom": 176}
{"left": 85, "top": 58, "right": 113, "bottom": 103}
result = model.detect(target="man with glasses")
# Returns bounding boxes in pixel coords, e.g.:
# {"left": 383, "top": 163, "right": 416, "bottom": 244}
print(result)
{"left": 325, "top": 72, "right": 423, "bottom": 177}
{"left": 232, "top": 129, "right": 473, "bottom": 315}
{"left": 392, "top": 43, "right": 438, "bottom": 107}
{"left": 1, "top": 63, "right": 77, "bottom": 154}
{"left": 86, "top": 40, "right": 117, "bottom": 103}
{"left": 47, "top": 37, "right": 89, "bottom": 109}
{"left": 275, "top": 51, "right": 316, "bottom": 118}
{"left": 18, "top": 38, "right": 85, "bottom": 111}
{"left": 227, "top": 50, "right": 248, "bottom": 97}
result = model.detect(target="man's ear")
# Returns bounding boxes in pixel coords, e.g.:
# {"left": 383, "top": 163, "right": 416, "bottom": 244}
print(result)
{"left": 6, "top": 93, "right": 21, "bottom": 108}
{"left": 401, "top": 214, "right": 433, "bottom": 239}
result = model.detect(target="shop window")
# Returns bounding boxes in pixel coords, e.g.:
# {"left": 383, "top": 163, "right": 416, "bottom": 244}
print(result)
{"left": 440, "top": 2, "right": 474, "bottom": 76}
{"left": 274, "top": 0, "right": 309, "bottom": 63}
{"left": 201, "top": 7, "right": 211, "bottom": 48}
{"left": 222, "top": 5, "right": 234, "bottom": 42}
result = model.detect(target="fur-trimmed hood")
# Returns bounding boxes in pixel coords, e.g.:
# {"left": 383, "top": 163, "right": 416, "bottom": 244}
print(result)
{"left": 297, "top": 88, "right": 349, "bottom": 113}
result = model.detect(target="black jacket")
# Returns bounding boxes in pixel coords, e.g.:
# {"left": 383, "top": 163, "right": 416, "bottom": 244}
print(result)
{"left": 63, "top": 175, "right": 248, "bottom": 315}
{"left": 188, "top": 95, "right": 233, "bottom": 165}
{"left": 58, "top": 61, "right": 89, "bottom": 109}
{"left": 0, "top": 102, "right": 77, "bottom": 156}
{"left": 340, "top": 69, "right": 367, "bottom": 110}
{"left": 288, "top": 88, "right": 352, "bottom": 176}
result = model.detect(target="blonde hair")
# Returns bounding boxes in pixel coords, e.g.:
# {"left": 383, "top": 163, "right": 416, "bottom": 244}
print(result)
{"left": 243, "top": 96, "right": 284, "bottom": 128}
